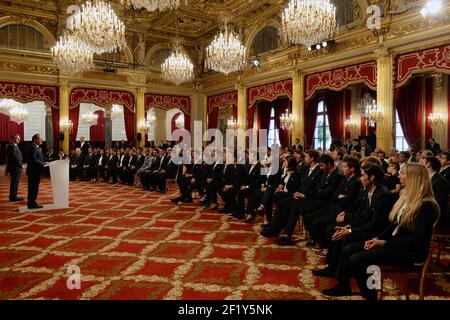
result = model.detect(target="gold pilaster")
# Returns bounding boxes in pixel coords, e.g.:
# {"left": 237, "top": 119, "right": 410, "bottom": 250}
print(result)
{"left": 432, "top": 73, "right": 448, "bottom": 149}
{"left": 59, "top": 79, "right": 69, "bottom": 154}
{"left": 375, "top": 47, "right": 394, "bottom": 152}
{"left": 136, "top": 86, "right": 146, "bottom": 148}
{"left": 290, "top": 70, "right": 304, "bottom": 146}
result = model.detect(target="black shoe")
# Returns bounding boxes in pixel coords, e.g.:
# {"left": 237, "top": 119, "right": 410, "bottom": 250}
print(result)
{"left": 311, "top": 244, "right": 325, "bottom": 252}
{"left": 259, "top": 229, "right": 278, "bottom": 238}
{"left": 27, "top": 204, "right": 43, "bottom": 209}
{"left": 312, "top": 267, "right": 335, "bottom": 278}
{"left": 361, "top": 289, "right": 378, "bottom": 301}
{"left": 231, "top": 213, "right": 244, "bottom": 220}
{"left": 275, "top": 236, "right": 294, "bottom": 246}
{"left": 322, "top": 283, "right": 352, "bottom": 296}
{"left": 9, "top": 197, "right": 24, "bottom": 202}
{"left": 171, "top": 198, "right": 180, "bottom": 205}
{"left": 218, "top": 208, "right": 230, "bottom": 213}
{"left": 181, "top": 197, "right": 193, "bottom": 203}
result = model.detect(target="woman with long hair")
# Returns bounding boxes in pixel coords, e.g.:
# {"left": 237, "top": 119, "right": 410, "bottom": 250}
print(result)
{"left": 322, "top": 163, "right": 440, "bottom": 299}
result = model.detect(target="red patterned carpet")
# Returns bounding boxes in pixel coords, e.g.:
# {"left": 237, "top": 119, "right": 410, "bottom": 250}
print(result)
{"left": 0, "top": 168, "right": 448, "bottom": 300}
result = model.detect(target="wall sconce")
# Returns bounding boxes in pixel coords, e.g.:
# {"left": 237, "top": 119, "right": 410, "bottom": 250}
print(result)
{"left": 227, "top": 116, "right": 238, "bottom": 130}
{"left": 344, "top": 116, "right": 358, "bottom": 131}
{"left": 59, "top": 119, "right": 73, "bottom": 133}
{"left": 427, "top": 112, "right": 445, "bottom": 128}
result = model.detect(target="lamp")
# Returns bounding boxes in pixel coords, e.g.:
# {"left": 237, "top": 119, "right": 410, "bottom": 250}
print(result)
{"left": 227, "top": 116, "right": 238, "bottom": 130}
{"left": 344, "top": 116, "right": 358, "bottom": 132}
{"left": 427, "top": 113, "right": 445, "bottom": 128}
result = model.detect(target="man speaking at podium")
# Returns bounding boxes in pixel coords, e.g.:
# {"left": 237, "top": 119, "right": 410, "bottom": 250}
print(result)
{"left": 26, "top": 134, "right": 44, "bottom": 209}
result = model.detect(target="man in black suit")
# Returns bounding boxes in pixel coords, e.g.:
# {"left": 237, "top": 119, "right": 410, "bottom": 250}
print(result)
{"left": 260, "top": 149, "right": 323, "bottom": 243}
{"left": 292, "top": 138, "right": 303, "bottom": 152}
{"left": 6, "top": 134, "right": 23, "bottom": 201}
{"left": 351, "top": 139, "right": 361, "bottom": 152}
{"left": 360, "top": 139, "right": 372, "bottom": 157}
{"left": 425, "top": 138, "right": 442, "bottom": 156}
{"left": 26, "top": 134, "right": 45, "bottom": 209}
{"left": 76, "top": 136, "right": 89, "bottom": 161}
{"left": 307, "top": 156, "right": 362, "bottom": 249}
{"left": 439, "top": 151, "right": 450, "bottom": 184}
{"left": 314, "top": 164, "right": 395, "bottom": 296}
{"left": 425, "top": 156, "right": 449, "bottom": 227}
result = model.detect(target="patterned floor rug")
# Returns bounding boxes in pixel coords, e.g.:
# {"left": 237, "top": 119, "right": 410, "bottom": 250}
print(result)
{"left": 0, "top": 171, "right": 448, "bottom": 300}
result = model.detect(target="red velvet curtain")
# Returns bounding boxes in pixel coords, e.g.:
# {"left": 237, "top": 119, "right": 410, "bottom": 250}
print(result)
{"left": 257, "top": 101, "right": 272, "bottom": 130}
{"left": 323, "top": 90, "right": 345, "bottom": 141}
{"left": 89, "top": 110, "right": 105, "bottom": 142}
{"left": 247, "top": 105, "right": 255, "bottom": 129}
{"left": 184, "top": 112, "right": 190, "bottom": 132}
{"left": 171, "top": 112, "right": 182, "bottom": 133}
{"left": 304, "top": 96, "right": 320, "bottom": 149}
{"left": 51, "top": 107, "right": 60, "bottom": 151}
{"left": 0, "top": 113, "right": 24, "bottom": 141}
{"left": 425, "top": 77, "right": 433, "bottom": 142}
{"left": 273, "top": 98, "right": 291, "bottom": 148}
{"left": 69, "top": 106, "right": 80, "bottom": 150}
{"left": 448, "top": 78, "right": 450, "bottom": 148}
{"left": 232, "top": 105, "right": 237, "bottom": 119}
{"left": 344, "top": 89, "right": 351, "bottom": 140}
{"left": 123, "top": 106, "right": 136, "bottom": 147}
{"left": 208, "top": 107, "right": 219, "bottom": 129}
{"left": 395, "top": 77, "right": 423, "bottom": 147}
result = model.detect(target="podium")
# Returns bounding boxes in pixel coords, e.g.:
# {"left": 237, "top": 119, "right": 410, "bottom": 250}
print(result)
{"left": 19, "top": 159, "right": 70, "bottom": 213}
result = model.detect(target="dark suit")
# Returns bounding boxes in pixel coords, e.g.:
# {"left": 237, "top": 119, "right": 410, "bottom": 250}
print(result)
{"left": 431, "top": 172, "right": 450, "bottom": 227}
{"left": 360, "top": 144, "right": 372, "bottom": 157}
{"left": 327, "top": 185, "right": 394, "bottom": 275}
{"left": 266, "top": 164, "right": 323, "bottom": 236}
{"left": 26, "top": 143, "right": 44, "bottom": 207}
{"left": 308, "top": 175, "right": 362, "bottom": 247}
{"left": 76, "top": 141, "right": 90, "bottom": 161}
{"left": 351, "top": 143, "right": 361, "bottom": 152}
{"left": 439, "top": 166, "right": 450, "bottom": 185}
{"left": 425, "top": 142, "right": 442, "bottom": 156}
{"left": 339, "top": 201, "right": 439, "bottom": 298}
{"left": 6, "top": 142, "right": 23, "bottom": 200}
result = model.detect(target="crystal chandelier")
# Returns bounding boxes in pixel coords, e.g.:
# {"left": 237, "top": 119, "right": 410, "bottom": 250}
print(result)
{"left": 9, "top": 104, "right": 28, "bottom": 124}
{"left": 81, "top": 111, "right": 98, "bottom": 124}
{"left": 357, "top": 93, "right": 383, "bottom": 127}
{"left": 281, "top": 0, "right": 337, "bottom": 48}
{"left": 111, "top": 104, "right": 123, "bottom": 119}
{"left": 205, "top": 22, "right": 246, "bottom": 75}
{"left": 0, "top": 98, "right": 21, "bottom": 114}
{"left": 280, "top": 109, "right": 295, "bottom": 131}
{"left": 161, "top": 44, "right": 194, "bottom": 85}
{"left": 68, "top": 0, "right": 126, "bottom": 55}
{"left": 121, "top": 0, "right": 186, "bottom": 12}
{"left": 227, "top": 116, "right": 238, "bottom": 130}
{"left": 51, "top": 34, "right": 94, "bottom": 75}
{"left": 175, "top": 113, "right": 185, "bottom": 128}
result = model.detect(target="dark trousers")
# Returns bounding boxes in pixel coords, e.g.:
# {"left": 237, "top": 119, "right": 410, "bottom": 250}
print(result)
{"left": 265, "top": 191, "right": 289, "bottom": 222}
{"left": 234, "top": 187, "right": 255, "bottom": 216}
{"left": 205, "top": 181, "right": 220, "bottom": 205}
{"left": 9, "top": 168, "right": 20, "bottom": 199}
{"left": 246, "top": 189, "right": 263, "bottom": 216}
{"left": 268, "top": 197, "right": 309, "bottom": 237}
{"left": 309, "top": 210, "right": 338, "bottom": 247}
{"left": 337, "top": 241, "right": 419, "bottom": 297}
{"left": 218, "top": 186, "right": 237, "bottom": 211}
{"left": 158, "top": 173, "right": 176, "bottom": 192}
{"left": 27, "top": 173, "right": 41, "bottom": 206}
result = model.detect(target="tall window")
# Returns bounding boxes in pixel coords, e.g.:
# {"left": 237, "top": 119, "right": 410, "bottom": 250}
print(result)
{"left": 267, "top": 107, "right": 280, "bottom": 147}
{"left": 0, "top": 24, "right": 47, "bottom": 52}
{"left": 313, "top": 100, "right": 332, "bottom": 150}
{"left": 251, "top": 26, "right": 280, "bottom": 57}
{"left": 395, "top": 109, "right": 409, "bottom": 151}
